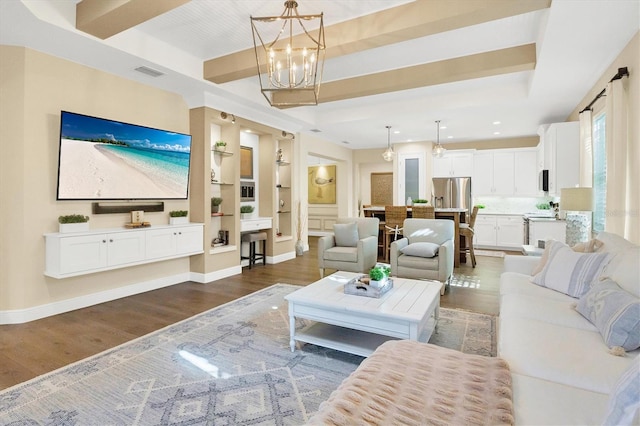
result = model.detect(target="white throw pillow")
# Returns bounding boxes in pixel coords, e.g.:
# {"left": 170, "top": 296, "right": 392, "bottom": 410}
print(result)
{"left": 603, "top": 356, "right": 640, "bottom": 425}
{"left": 530, "top": 240, "right": 612, "bottom": 298}
{"left": 333, "top": 222, "right": 359, "bottom": 247}
{"left": 400, "top": 242, "right": 439, "bottom": 258}
{"left": 599, "top": 247, "right": 640, "bottom": 298}
{"left": 576, "top": 279, "right": 640, "bottom": 351}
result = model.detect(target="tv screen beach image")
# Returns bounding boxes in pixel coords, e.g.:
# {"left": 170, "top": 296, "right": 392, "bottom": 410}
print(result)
{"left": 57, "top": 112, "right": 191, "bottom": 200}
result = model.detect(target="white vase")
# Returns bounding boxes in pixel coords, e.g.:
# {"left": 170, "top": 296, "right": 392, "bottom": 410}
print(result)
{"left": 59, "top": 222, "right": 89, "bottom": 233}
{"left": 295, "top": 240, "right": 304, "bottom": 256}
{"left": 169, "top": 216, "right": 188, "bottom": 225}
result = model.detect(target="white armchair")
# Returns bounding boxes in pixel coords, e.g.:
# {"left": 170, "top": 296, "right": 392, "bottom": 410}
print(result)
{"left": 318, "top": 217, "right": 380, "bottom": 278}
{"left": 390, "top": 219, "right": 454, "bottom": 294}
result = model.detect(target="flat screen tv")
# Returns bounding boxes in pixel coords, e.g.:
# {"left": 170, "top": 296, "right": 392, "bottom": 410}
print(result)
{"left": 57, "top": 111, "right": 192, "bottom": 200}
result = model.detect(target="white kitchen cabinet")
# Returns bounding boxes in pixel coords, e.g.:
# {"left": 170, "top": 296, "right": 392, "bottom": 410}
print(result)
{"left": 473, "top": 151, "right": 514, "bottom": 195}
{"left": 45, "top": 224, "right": 204, "bottom": 278}
{"left": 432, "top": 151, "right": 473, "bottom": 177}
{"left": 541, "top": 122, "right": 580, "bottom": 195}
{"left": 474, "top": 149, "right": 538, "bottom": 196}
{"left": 514, "top": 150, "right": 539, "bottom": 196}
{"left": 474, "top": 215, "right": 524, "bottom": 249}
{"left": 528, "top": 219, "right": 567, "bottom": 246}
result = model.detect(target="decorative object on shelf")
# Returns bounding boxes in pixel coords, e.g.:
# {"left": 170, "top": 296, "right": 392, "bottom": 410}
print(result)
{"left": 169, "top": 210, "right": 188, "bottom": 225}
{"left": 211, "top": 197, "right": 223, "bottom": 213}
{"left": 280, "top": 199, "right": 285, "bottom": 208}
{"left": 212, "top": 229, "right": 229, "bottom": 247}
{"left": 214, "top": 141, "right": 226, "bottom": 152}
{"left": 308, "top": 164, "right": 336, "bottom": 204}
{"left": 240, "top": 205, "right": 255, "bottom": 219}
{"left": 413, "top": 199, "right": 429, "bottom": 206}
{"left": 250, "top": 0, "right": 325, "bottom": 107}
{"left": 281, "top": 131, "right": 295, "bottom": 140}
{"left": 382, "top": 125, "right": 394, "bottom": 162}
{"left": 210, "top": 169, "right": 217, "bottom": 183}
{"left": 125, "top": 222, "right": 150, "bottom": 229}
{"left": 561, "top": 187, "right": 593, "bottom": 246}
{"left": 432, "top": 120, "right": 446, "bottom": 158}
{"left": 276, "top": 148, "right": 284, "bottom": 163}
{"left": 220, "top": 112, "right": 235, "bottom": 124}
{"left": 130, "top": 210, "right": 144, "bottom": 224}
{"left": 295, "top": 200, "right": 306, "bottom": 256}
{"left": 406, "top": 196, "right": 412, "bottom": 206}
{"left": 58, "top": 214, "right": 90, "bottom": 233}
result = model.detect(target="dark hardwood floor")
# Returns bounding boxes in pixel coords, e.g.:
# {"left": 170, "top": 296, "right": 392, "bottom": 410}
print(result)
{"left": 0, "top": 237, "right": 515, "bottom": 389}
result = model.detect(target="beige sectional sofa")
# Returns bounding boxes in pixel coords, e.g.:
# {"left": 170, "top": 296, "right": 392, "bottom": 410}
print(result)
{"left": 499, "top": 231, "right": 640, "bottom": 425}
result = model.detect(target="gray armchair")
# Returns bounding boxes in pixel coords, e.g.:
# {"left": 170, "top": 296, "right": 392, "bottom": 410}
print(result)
{"left": 318, "top": 217, "right": 380, "bottom": 278}
{"left": 390, "top": 219, "right": 454, "bottom": 294}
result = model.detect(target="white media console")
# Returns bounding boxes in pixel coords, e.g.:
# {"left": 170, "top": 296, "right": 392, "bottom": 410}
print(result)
{"left": 44, "top": 223, "right": 204, "bottom": 279}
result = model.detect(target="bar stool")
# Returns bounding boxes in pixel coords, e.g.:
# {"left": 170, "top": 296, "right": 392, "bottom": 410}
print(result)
{"left": 383, "top": 206, "right": 407, "bottom": 262}
{"left": 459, "top": 206, "right": 479, "bottom": 267}
{"left": 241, "top": 231, "right": 267, "bottom": 268}
{"left": 411, "top": 205, "right": 435, "bottom": 218}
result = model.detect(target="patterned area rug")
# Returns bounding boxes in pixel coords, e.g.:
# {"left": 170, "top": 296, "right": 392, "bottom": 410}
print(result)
{"left": 0, "top": 284, "right": 496, "bottom": 425}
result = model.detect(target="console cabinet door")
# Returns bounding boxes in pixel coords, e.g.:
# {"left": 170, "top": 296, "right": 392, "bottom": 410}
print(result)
{"left": 59, "top": 234, "right": 108, "bottom": 274}
{"left": 107, "top": 231, "right": 146, "bottom": 266}
{"left": 145, "top": 228, "right": 177, "bottom": 259}
{"left": 175, "top": 225, "right": 204, "bottom": 255}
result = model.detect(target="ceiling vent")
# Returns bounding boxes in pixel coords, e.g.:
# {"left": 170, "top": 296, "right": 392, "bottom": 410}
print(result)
{"left": 134, "top": 66, "right": 164, "bottom": 78}
{"left": 310, "top": 128, "right": 322, "bottom": 133}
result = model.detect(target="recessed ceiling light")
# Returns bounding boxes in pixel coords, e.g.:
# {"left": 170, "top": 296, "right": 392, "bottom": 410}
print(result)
{"left": 341, "top": 141, "right": 350, "bottom": 144}
{"left": 245, "top": 129, "right": 252, "bottom": 133}
{"left": 493, "top": 121, "right": 501, "bottom": 125}
{"left": 447, "top": 136, "right": 453, "bottom": 139}
{"left": 394, "top": 130, "right": 400, "bottom": 134}
{"left": 494, "top": 131, "right": 501, "bottom": 135}
{"left": 440, "top": 125, "right": 447, "bottom": 129}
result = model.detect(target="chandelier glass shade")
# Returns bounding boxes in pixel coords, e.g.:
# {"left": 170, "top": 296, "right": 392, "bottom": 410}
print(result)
{"left": 382, "top": 125, "right": 394, "bottom": 162}
{"left": 251, "top": 1, "right": 325, "bottom": 107}
{"left": 432, "top": 120, "right": 446, "bottom": 158}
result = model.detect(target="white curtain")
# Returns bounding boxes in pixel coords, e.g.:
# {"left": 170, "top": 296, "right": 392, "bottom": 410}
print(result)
{"left": 578, "top": 109, "right": 593, "bottom": 187}
{"left": 604, "top": 75, "right": 636, "bottom": 241}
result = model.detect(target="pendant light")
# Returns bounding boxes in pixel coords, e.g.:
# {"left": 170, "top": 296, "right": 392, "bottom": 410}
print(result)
{"left": 382, "top": 125, "right": 394, "bottom": 162}
{"left": 432, "top": 120, "right": 446, "bottom": 158}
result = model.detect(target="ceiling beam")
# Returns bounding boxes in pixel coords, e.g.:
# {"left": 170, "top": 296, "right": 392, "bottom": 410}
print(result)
{"left": 204, "top": 0, "right": 550, "bottom": 84}
{"left": 271, "top": 44, "right": 537, "bottom": 107}
{"left": 76, "top": 0, "right": 190, "bottom": 40}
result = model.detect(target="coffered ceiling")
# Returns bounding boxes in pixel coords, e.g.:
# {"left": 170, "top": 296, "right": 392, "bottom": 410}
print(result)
{"left": 1, "top": 0, "right": 638, "bottom": 150}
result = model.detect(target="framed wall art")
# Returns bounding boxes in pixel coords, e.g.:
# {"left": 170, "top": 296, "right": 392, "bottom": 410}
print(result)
{"left": 240, "top": 146, "right": 253, "bottom": 179}
{"left": 308, "top": 165, "right": 336, "bottom": 204}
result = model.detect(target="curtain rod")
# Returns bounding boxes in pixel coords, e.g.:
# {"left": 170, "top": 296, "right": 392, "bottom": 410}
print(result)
{"left": 579, "top": 67, "right": 629, "bottom": 113}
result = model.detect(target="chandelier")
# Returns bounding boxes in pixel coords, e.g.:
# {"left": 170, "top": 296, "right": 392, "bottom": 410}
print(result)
{"left": 432, "top": 120, "right": 446, "bottom": 158}
{"left": 251, "top": 1, "right": 325, "bottom": 107}
{"left": 382, "top": 125, "right": 394, "bottom": 162}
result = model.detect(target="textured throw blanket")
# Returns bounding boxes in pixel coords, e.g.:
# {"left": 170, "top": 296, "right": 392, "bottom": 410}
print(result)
{"left": 306, "top": 340, "right": 514, "bottom": 426}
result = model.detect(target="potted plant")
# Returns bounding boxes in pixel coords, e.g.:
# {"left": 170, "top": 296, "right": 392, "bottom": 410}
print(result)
{"left": 368, "top": 265, "right": 390, "bottom": 288}
{"left": 169, "top": 210, "right": 188, "bottom": 225}
{"left": 211, "top": 197, "right": 223, "bottom": 213}
{"left": 240, "top": 205, "right": 254, "bottom": 219}
{"left": 58, "top": 214, "right": 90, "bottom": 233}
{"left": 413, "top": 199, "right": 429, "bottom": 206}
{"left": 214, "top": 141, "right": 227, "bottom": 152}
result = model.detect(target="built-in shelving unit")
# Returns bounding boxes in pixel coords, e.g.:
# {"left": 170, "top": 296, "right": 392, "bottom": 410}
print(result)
{"left": 275, "top": 141, "right": 293, "bottom": 240}
{"left": 210, "top": 141, "right": 236, "bottom": 254}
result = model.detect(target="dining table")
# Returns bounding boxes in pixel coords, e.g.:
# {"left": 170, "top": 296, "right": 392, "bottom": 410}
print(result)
{"left": 363, "top": 206, "right": 468, "bottom": 267}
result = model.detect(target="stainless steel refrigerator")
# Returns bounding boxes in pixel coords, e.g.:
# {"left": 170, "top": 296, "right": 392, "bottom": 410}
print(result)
{"left": 432, "top": 177, "right": 472, "bottom": 214}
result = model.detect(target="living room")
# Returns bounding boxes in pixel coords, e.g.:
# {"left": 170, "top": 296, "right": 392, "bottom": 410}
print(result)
{"left": 1, "top": 1, "right": 639, "bottom": 423}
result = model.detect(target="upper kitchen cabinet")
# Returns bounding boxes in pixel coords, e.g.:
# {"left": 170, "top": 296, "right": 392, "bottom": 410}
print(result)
{"left": 539, "top": 122, "right": 580, "bottom": 195}
{"left": 473, "top": 151, "right": 514, "bottom": 196}
{"left": 432, "top": 151, "right": 474, "bottom": 177}
{"left": 473, "top": 149, "right": 538, "bottom": 197}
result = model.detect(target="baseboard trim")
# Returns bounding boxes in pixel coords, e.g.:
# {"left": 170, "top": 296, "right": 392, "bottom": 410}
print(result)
{"left": 0, "top": 273, "right": 191, "bottom": 325}
{"left": 190, "top": 266, "right": 242, "bottom": 284}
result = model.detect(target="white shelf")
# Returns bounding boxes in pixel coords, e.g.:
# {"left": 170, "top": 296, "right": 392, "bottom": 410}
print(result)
{"left": 295, "top": 322, "right": 399, "bottom": 357}
{"left": 209, "top": 244, "right": 237, "bottom": 255}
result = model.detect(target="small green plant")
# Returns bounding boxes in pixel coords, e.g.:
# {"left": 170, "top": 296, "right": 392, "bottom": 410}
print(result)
{"left": 240, "top": 205, "right": 255, "bottom": 214}
{"left": 211, "top": 197, "right": 223, "bottom": 207}
{"left": 536, "top": 203, "right": 550, "bottom": 210}
{"left": 413, "top": 199, "right": 429, "bottom": 204}
{"left": 369, "top": 265, "right": 390, "bottom": 281}
{"left": 476, "top": 204, "right": 486, "bottom": 209}
{"left": 169, "top": 210, "right": 188, "bottom": 217}
{"left": 214, "top": 141, "right": 226, "bottom": 148}
{"left": 58, "top": 214, "right": 89, "bottom": 224}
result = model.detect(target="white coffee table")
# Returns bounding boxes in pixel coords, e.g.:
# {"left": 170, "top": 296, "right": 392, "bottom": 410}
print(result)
{"left": 285, "top": 271, "right": 441, "bottom": 357}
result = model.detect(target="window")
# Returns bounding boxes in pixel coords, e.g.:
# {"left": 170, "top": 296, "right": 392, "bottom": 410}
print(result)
{"left": 592, "top": 112, "right": 606, "bottom": 233}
